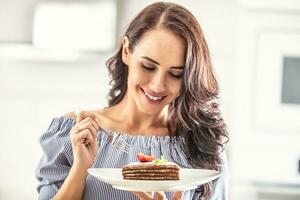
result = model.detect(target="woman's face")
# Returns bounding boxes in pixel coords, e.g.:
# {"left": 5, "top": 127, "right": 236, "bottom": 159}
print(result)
{"left": 123, "top": 28, "right": 185, "bottom": 115}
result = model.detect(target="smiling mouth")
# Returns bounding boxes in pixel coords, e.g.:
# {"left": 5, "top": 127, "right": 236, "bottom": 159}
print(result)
{"left": 140, "top": 88, "right": 166, "bottom": 103}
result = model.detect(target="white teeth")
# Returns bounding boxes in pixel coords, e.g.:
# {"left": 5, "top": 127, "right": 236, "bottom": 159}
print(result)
{"left": 144, "top": 91, "right": 163, "bottom": 101}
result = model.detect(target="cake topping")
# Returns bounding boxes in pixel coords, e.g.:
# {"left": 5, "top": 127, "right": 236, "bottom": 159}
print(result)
{"left": 136, "top": 153, "right": 169, "bottom": 165}
{"left": 154, "top": 156, "right": 168, "bottom": 165}
{"left": 137, "top": 152, "right": 155, "bottom": 162}
{"left": 123, "top": 153, "right": 180, "bottom": 180}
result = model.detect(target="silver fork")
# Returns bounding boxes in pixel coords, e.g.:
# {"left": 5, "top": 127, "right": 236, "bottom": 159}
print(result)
{"left": 74, "top": 109, "right": 131, "bottom": 153}
{"left": 102, "top": 129, "right": 131, "bottom": 153}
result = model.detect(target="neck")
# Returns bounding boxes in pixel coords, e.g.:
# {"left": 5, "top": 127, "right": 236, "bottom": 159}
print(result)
{"left": 107, "top": 92, "right": 169, "bottom": 134}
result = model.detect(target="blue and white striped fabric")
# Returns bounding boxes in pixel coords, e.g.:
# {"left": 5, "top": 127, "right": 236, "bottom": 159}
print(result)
{"left": 36, "top": 117, "right": 228, "bottom": 200}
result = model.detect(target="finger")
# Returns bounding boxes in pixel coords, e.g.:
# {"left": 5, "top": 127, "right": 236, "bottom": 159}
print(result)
{"left": 72, "top": 129, "right": 94, "bottom": 145}
{"left": 77, "top": 121, "right": 97, "bottom": 139}
{"left": 76, "top": 111, "right": 96, "bottom": 124}
{"left": 171, "top": 191, "right": 183, "bottom": 200}
{"left": 76, "top": 117, "right": 100, "bottom": 139}
{"left": 154, "top": 191, "right": 167, "bottom": 200}
{"left": 89, "top": 119, "right": 100, "bottom": 132}
{"left": 77, "top": 115, "right": 99, "bottom": 131}
{"left": 86, "top": 119, "right": 100, "bottom": 139}
{"left": 77, "top": 116, "right": 95, "bottom": 127}
{"left": 70, "top": 126, "right": 80, "bottom": 135}
{"left": 132, "top": 191, "right": 153, "bottom": 199}
{"left": 81, "top": 130, "right": 94, "bottom": 145}
{"left": 78, "top": 121, "right": 97, "bottom": 133}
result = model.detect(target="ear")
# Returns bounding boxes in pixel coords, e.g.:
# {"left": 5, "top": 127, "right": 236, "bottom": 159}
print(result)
{"left": 121, "top": 36, "right": 130, "bottom": 65}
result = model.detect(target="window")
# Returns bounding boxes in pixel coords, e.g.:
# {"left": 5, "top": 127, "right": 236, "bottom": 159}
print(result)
{"left": 281, "top": 57, "right": 300, "bottom": 104}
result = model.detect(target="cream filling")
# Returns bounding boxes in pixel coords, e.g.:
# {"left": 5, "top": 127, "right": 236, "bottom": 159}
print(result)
{"left": 124, "top": 161, "right": 177, "bottom": 167}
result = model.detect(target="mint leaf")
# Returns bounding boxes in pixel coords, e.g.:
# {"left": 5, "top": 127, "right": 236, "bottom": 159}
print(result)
{"left": 154, "top": 156, "right": 168, "bottom": 165}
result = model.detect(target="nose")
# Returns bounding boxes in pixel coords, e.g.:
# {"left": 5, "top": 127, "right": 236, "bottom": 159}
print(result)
{"left": 149, "top": 72, "right": 166, "bottom": 93}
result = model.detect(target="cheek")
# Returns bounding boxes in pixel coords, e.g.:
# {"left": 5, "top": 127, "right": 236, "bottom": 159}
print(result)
{"left": 168, "top": 81, "right": 182, "bottom": 97}
{"left": 128, "top": 66, "right": 147, "bottom": 86}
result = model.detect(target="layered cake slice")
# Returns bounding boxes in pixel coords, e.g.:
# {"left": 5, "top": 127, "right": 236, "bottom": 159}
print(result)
{"left": 122, "top": 153, "right": 180, "bottom": 180}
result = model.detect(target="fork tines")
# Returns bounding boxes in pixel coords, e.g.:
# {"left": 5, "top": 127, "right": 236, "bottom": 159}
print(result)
{"left": 104, "top": 129, "right": 131, "bottom": 153}
{"left": 113, "top": 138, "right": 131, "bottom": 153}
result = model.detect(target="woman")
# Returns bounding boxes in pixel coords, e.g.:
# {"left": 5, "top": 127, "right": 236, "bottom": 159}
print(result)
{"left": 36, "top": 2, "right": 228, "bottom": 200}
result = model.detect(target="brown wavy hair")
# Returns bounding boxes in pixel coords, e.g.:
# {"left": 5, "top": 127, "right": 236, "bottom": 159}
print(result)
{"left": 106, "top": 2, "right": 228, "bottom": 199}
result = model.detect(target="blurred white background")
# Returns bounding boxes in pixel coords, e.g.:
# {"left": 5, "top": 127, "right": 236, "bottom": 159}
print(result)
{"left": 0, "top": 0, "right": 299, "bottom": 199}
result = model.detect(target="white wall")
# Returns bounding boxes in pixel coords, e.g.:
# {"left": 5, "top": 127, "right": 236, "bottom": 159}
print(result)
{"left": 230, "top": 1, "right": 300, "bottom": 199}
{"left": 0, "top": 0, "right": 39, "bottom": 42}
{"left": 0, "top": 55, "right": 111, "bottom": 199}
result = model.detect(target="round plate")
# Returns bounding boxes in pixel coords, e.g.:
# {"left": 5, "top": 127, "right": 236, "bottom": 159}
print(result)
{"left": 88, "top": 168, "right": 221, "bottom": 192}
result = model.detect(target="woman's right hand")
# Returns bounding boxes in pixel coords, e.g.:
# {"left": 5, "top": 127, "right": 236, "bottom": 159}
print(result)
{"left": 70, "top": 111, "right": 100, "bottom": 170}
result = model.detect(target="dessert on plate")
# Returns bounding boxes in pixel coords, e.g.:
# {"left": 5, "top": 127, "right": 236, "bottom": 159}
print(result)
{"left": 122, "top": 153, "right": 180, "bottom": 180}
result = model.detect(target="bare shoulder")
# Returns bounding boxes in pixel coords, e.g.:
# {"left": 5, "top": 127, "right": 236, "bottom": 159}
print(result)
{"left": 93, "top": 108, "right": 111, "bottom": 121}
{"left": 94, "top": 107, "right": 117, "bottom": 129}
{"left": 63, "top": 111, "right": 77, "bottom": 119}
{"left": 62, "top": 108, "right": 107, "bottom": 119}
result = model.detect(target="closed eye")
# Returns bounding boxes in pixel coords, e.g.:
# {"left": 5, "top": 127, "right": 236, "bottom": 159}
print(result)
{"left": 169, "top": 72, "right": 183, "bottom": 79}
{"left": 141, "top": 64, "right": 183, "bottom": 79}
{"left": 141, "top": 64, "right": 155, "bottom": 71}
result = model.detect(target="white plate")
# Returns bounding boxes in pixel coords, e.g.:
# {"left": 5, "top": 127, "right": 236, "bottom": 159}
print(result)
{"left": 88, "top": 168, "right": 221, "bottom": 192}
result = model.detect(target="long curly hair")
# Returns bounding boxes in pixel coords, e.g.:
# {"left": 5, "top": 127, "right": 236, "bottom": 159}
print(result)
{"left": 106, "top": 2, "right": 228, "bottom": 199}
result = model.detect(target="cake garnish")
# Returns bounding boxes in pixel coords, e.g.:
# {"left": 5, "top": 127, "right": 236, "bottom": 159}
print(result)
{"left": 137, "top": 152, "right": 155, "bottom": 162}
{"left": 154, "top": 156, "right": 168, "bottom": 165}
{"left": 122, "top": 153, "right": 180, "bottom": 180}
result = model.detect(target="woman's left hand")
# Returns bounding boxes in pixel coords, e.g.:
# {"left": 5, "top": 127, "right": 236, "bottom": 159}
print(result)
{"left": 132, "top": 191, "right": 183, "bottom": 200}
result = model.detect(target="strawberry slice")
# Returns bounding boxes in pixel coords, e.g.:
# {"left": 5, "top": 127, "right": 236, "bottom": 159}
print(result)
{"left": 137, "top": 152, "right": 155, "bottom": 162}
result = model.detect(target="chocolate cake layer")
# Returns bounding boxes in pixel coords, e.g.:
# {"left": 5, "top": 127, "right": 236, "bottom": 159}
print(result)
{"left": 122, "top": 169, "right": 179, "bottom": 174}
{"left": 123, "top": 173, "right": 178, "bottom": 177}
{"left": 122, "top": 162, "right": 180, "bottom": 181}
{"left": 123, "top": 176, "right": 179, "bottom": 180}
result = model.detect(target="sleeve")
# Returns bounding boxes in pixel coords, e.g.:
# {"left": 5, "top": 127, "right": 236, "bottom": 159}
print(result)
{"left": 192, "top": 151, "right": 229, "bottom": 200}
{"left": 35, "top": 117, "right": 75, "bottom": 200}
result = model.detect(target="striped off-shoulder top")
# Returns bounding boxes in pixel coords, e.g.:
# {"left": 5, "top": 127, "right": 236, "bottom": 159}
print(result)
{"left": 36, "top": 116, "right": 228, "bottom": 200}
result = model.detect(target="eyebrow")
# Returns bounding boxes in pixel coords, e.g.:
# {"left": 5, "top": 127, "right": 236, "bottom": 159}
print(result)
{"left": 141, "top": 56, "right": 184, "bottom": 69}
